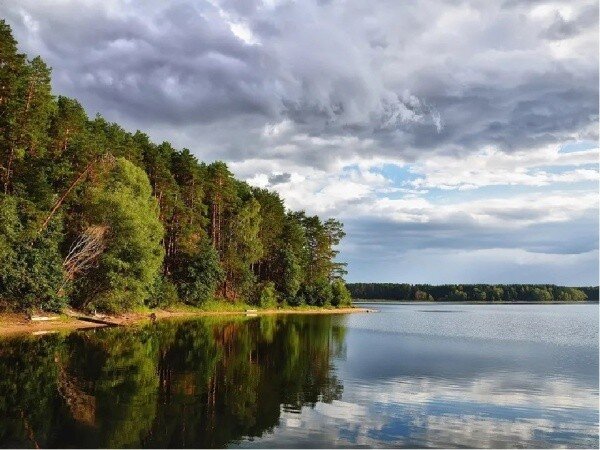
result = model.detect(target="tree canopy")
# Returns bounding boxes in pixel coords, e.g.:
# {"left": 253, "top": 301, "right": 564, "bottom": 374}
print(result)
{"left": 0, "top": 21, "right": 349, "bottom": 312}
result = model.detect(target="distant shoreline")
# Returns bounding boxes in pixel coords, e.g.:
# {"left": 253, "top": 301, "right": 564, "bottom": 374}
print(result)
{"left": 353, "top": 300, "right": 599, "bottom": 305}
{"left": 347, "top": 283, "right": 599, "bottom": 303}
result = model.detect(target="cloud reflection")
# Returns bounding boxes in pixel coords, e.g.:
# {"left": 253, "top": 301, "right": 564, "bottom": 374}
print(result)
{"left": 238, "top": 373, "right": 598, "bottom": 448}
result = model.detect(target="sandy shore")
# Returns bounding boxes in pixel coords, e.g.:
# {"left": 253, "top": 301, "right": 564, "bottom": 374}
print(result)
{"left": 0, "top": 313, "right": 102, "bottom": 337}
{"left": 0, "top": 307, "right": 371, "bottom": 337}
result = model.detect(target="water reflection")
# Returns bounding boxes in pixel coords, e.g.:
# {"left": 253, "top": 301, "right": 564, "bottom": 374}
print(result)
{"left": 0, "top": 316, "right": 345, "bottom": 448}
{"left": 0, "top": 306, "right": 598, "bottom": 448}
{"left": 239, "top": 305, "right": 599, "bottom": 449}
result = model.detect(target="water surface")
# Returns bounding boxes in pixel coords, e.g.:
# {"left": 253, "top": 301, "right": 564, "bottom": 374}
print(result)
{"left": 0, "top": 303, "right": 597, "bottom": 448}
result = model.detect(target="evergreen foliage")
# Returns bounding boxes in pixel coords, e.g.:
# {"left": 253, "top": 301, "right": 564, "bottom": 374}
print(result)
{"left": 0, "top": 195, "right": 65, "bottom": 311}
{"left": 0, "top": 22, "right": 350, "bottom": 312}
{"left": 75, "top": 158, "right": 165, "bottom": 312}
{"left": 347, "top": 283, "right": 598, "bottom": 302}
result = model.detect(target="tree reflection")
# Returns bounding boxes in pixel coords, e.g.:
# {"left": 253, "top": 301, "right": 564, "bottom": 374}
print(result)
{"left": 0, "top": 335, "right": 64, "bottom": 448}
{"left": 0, "top": 315, "right": 346, "bottom": 448}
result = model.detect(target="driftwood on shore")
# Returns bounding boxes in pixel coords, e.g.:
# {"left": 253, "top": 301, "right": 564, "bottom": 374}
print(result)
{"left": 62, "top": 309, "right": 119, "bottom": 327}
{"left": 29, "top": 316, "right": 60, "bottom": 322}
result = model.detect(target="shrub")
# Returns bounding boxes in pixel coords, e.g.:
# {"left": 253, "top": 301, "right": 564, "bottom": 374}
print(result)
{"left": 146, "top": 276, "right": 179, "bottom": 308}
{"left": 172, "top": 239, "right": 223, "bottom": 306}
{"left": 0, "top": 195, "right": 65, "bottom": 312}
{"left": 300, "top": 279, "right": 333, "bottom": 307}
{"left": 331, "top": 280, "right": 352, "bottom": 307}
{"left": 258, "top": 282, "right": 278, "bottom": 308}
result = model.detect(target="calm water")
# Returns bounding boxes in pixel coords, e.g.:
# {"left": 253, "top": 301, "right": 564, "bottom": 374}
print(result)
{"left": 0, "top": 303, "right": 597, "bottom": 448}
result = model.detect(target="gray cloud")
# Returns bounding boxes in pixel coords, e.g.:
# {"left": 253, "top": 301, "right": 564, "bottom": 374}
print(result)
{"left": 341, "top": 210, "right": 599, "bottom": 284}
{"left": 1, "top": 0, "right": 597, "bottom": 284}
{"left": 8, "top": 0, "right": 596, "bottom": 165}
{"left": 541, "top": 5, "right": 599, "bottom": 40}
{"left": 268, "top": 172, "right": 292, "bottom": 185}
{"left": 343, "top": 210, "right": 599, "bottom": 257}
{"left": 3, "top": 0, "right": 443, "bottom": 157}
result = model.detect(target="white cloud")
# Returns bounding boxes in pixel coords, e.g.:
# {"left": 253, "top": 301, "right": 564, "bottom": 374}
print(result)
{"left": 409, "top": 145, "right": 599, "bottom": 191}
{"left": 239, "top": 372, "right": 599, "bottom": 447}
{"left": 368, "top": 375, "right": 599, "bottom": 410}
{"left": 3, "top": 0, "right": 597, "bottom": 284}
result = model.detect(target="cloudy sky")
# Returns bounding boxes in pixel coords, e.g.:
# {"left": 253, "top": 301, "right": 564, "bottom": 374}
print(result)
{"left": 2, "top": 0, "right": 598, "bottom": 285}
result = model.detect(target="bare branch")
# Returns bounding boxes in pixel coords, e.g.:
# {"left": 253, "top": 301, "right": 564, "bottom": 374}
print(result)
{"left": 63, "top": 225, "right": 108, "bottom": 281}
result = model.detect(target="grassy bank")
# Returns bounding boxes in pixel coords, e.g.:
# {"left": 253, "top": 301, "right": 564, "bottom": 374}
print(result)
{"left": 0, "top": 304, "right": 369, "bottom": 337}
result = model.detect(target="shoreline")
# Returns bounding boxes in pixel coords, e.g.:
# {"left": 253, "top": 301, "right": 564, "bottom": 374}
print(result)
{"left": 0, "top": 306, "right": 371, "bottom": 337}
{"left": 353, "top": 300, "right": 599, "bottom": 305}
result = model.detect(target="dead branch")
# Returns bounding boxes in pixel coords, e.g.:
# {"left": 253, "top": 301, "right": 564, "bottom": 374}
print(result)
{"left": 63, "top": 225, "right": 108, "bottom": 281}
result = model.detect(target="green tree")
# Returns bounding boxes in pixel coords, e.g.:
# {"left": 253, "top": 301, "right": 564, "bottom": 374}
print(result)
{"left": 0, "top": 23, "right": 349, "bottom": 313}
{"left": 222, "top": 188, "right": 263, "bottom": 300}
{"left": 0, "top": 21, "right": 26, "bottom": 194}
{"left": 527, "top": 287, "right": 553, "bottom": 302}
{"left": 75, "top": 158, "right": 164, "bottom": 312}
{"left": 300, "top": 278, "right": 333, "bottom": 307}
{"left": 46, "top": 97, "right": 91, "bottom": 195}
{"left": 555, "top": 287, "right": 587, "bottom": 302}
{"left": 414, "top": 290, "right": 432, "bottom": 301}
{"left": 448, "top": 288, "right": 468, "bottom": 302}
{"left": 323, "top": 218, "right": 347, "bottom": 281}
{"left": 278, "top": 247, "right": 302, "bottom": 305}
{"left": 8, "top": 57, "right": 55, "bottom": 198}
{"left": 473, "top": 287, "right": 487, "bottom": 301}
{"left": 147, "top": 276, "right": 180, "bottom": 308}
{"left": 252, "top": 188, "right": 285, "bottom": 282}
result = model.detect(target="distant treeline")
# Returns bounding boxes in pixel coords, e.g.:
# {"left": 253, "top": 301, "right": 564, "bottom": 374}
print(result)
{"left": 347, "top": 283, "right": 599, "bottom": 302}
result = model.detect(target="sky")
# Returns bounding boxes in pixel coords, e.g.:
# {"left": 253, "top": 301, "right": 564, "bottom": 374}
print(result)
{"left": 1, "top": 0, "right": 598, "bottom": 285}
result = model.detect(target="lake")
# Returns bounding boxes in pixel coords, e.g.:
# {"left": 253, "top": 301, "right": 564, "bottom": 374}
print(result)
{"left": 0, "top": 303, "right": 597, "bottom": 448}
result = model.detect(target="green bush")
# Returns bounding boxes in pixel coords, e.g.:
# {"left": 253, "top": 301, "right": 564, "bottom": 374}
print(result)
{"left": 147, "top": 276, "right": 179, "bottom": 308}
{"left": 258, "top": 282, "right": 278, "bottom": 308}
{"left": 0, "top": 196, "right": 66, "bottom": 312}
{"left": 172, "top": 239, "right": 223, "bottom": 306}
{"left": 331, "top": 280, "right": 352, "bottom": 307}
{"left": 300, "top": 279, "right": 333, "bottom": 307}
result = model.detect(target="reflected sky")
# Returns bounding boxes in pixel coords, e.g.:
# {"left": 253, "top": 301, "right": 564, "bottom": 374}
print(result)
{"left": 0, "top": 304, "right": 597, "bottom": 448}
{"left": 236, "top": 304, "right": 599, "bottom": 448}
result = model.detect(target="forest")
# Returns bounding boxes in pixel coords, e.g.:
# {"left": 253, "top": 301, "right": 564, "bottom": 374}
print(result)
{"left": 347, "top": 283, "right": 599, "bottom": 302}
{"left": 0, "top": 21, "right": 351, "bottom": 313}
